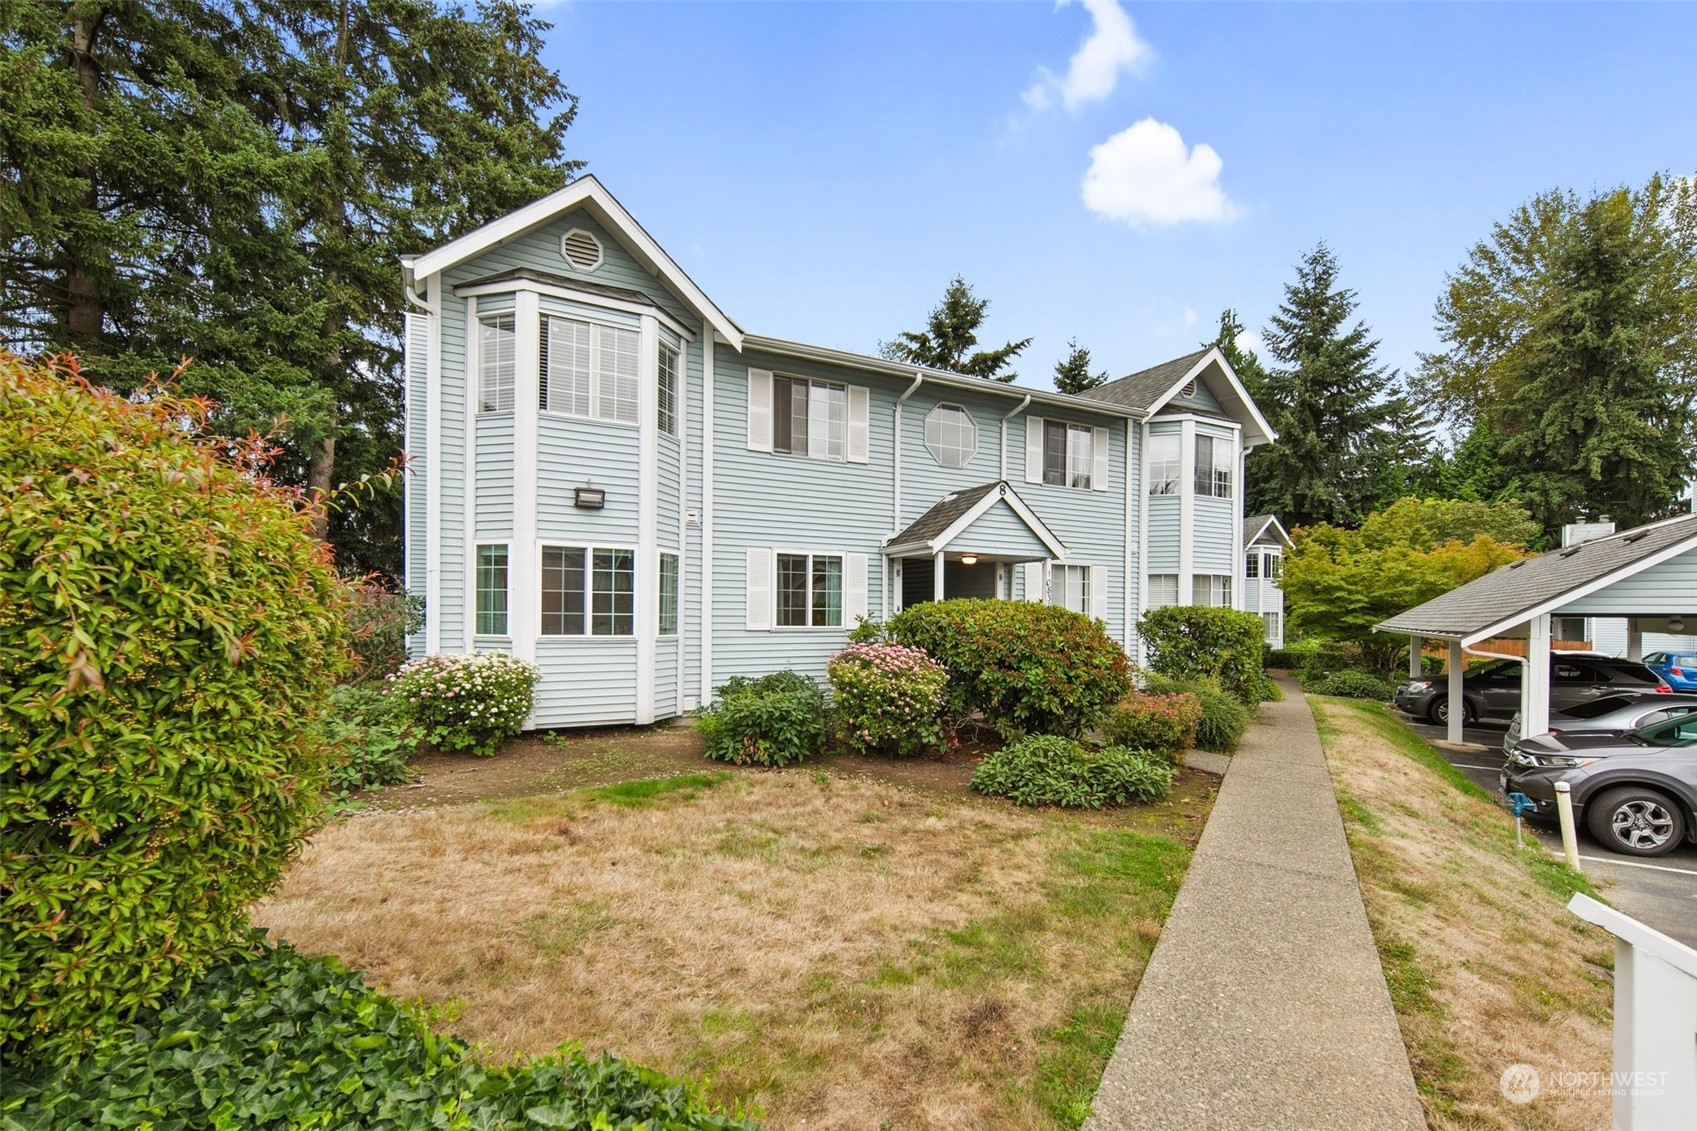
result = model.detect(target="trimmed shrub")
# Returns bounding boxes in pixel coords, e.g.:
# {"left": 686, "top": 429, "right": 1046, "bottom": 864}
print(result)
{"left": 698, "top": 671, "right": 826, "bottom": 767}
{"left": 971, "top": 735, "right": 1174, "bottom": 808}
{"left": 827, "top": 642, "right": 948, "bottom": 757}
{"left": 389, "top": 652, "right": 540, "bottom": 758}
{"left": 0, "top": 355, "right": 351, "bottom": 1059}
{"left": 885, "top": 599, "right": 1132, "bottom": 737}
{"left": 319, "top": 684, "right": 415, "bottom": 793}
{"left": 1138, "top": 605, "right": 1266, "bottom": 705}
{"left": 1100, "top": 692, "right": 1203, "bottom": 762}
{"left": 1304, "top": 670, "right": 1398, "bottom": 700}
{"left": 1265, "top": 642, "right": 1357, "bottom": 673}
{"left": 1141, "top": 672, "right": 1251, "bottom": 754}
{"left": 3, "top": 935, "right": 756, "bottom": 1128}
{"left": 344, "top": 579, "right": 425, "bottom": 684}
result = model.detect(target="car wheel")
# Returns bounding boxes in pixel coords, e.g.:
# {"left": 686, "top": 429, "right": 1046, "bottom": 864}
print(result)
{"left": 1585, "top": 787, "right": 1688, "bottom": 857}
{"left": 1428, "top": 696, "right": 1473, "bottom": 726}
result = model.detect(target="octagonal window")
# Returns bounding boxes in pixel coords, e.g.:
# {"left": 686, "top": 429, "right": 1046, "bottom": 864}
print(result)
{"left": 924, "top": 403, "right": 977, "bottom": 468}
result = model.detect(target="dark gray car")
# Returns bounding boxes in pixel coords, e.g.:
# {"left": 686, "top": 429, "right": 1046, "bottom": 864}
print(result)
{"left": 1501, "top": 691, "right": 1697, "bottom": 753}
{"left": 1393, "top": 656, "right": 1668, "bottom": 726}
{"left": 1502, "top": 713, "right": 1697, "bottom": 856}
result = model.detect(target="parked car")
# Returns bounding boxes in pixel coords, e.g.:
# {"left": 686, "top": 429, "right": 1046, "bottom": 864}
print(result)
{"left": 1502, "top": 712, "right": 1697, "bottom": 856}
{"left": 1502, "top": 691, "right": 1697, "bottom": 753}
{"left": 1393, "top": 656, "right": 1669, "bottom": 726}
{"left": 1641, "top": 651, "right": 1697, "bottom": 692}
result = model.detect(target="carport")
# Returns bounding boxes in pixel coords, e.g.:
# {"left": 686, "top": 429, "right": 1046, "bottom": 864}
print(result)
{"left": 1375, "top": 513, "right": 1697, "bottom": 745}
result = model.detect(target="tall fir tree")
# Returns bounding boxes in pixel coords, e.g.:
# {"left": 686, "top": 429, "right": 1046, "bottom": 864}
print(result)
{"left": 1208, "top": 308, "right": 1268, "bottom": 396}
{"left": 1242, "top": 244, "right": 1412, "bottom": 527}
{"left": 1052, "top": 337, "right": 1107, "bottom": 395}
{"left": 880, "top": 276, "right": 1031, "bottom": 382}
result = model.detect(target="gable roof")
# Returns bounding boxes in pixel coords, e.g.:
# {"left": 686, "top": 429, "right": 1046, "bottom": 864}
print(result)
{"left": 1083, "top": 346, "right": 1277, "bottom": 447}
{"left": 401, "top": 175, "right": 742, "bottom": 350}
{"left": 1374, "top": 513, "right": 1697, "bottom": 643}
{"left": 1243, "top": 515, "right": 1292, "bottom": 549}
{"left": 884, "top": 481, "right": 1066, "bottom": 559}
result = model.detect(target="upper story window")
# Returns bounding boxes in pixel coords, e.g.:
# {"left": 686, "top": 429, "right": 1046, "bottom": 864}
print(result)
{"left": 1147, "top": 433, "right": 1180, "bottom": 495}
{"left": 540, "top": 315, "right": 637, "bottom": 424}
{"left": 1043, "top": 420, "right": 1094, "bottom": 489}
{"left": 1265, "top": 552, "right": 1282, "bottom": 582}
{"left": 924, "top": 404, "right": 977, "bottom": 468}
{"left": 1195, "top": 434, "right": 1233, "bottom": 499}
{"left": 775, "top": 375, "right": 847, "bottom": 461}
{"left": 478, "top": 314, "right": 516, "bottom": 414}
{"left": 1245, "top": 552, "right": 1259, "bottom": 579}
{"left": 657, "top": 342, "right": 679, "bottom": 435}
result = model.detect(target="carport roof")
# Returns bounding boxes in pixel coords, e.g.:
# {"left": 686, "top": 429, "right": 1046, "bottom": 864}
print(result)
{"left": 1375, "top": 513, "right": 1697, "bottom": 643}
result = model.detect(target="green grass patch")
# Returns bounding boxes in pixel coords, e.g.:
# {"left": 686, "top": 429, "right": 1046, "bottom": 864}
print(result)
{"left": 586, "top": 771, "right": 733, "bottom": 807}
{"left": 1033, "top": 996, "right": 1126, "bottom": 1129}
{"left": 1334, "top": 787, "right": 1383, "bottom": 835}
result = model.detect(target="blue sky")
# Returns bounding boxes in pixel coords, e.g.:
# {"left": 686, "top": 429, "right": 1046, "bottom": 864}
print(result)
{"left": 540, "top": 2, "right": 1696, "bottom": 400}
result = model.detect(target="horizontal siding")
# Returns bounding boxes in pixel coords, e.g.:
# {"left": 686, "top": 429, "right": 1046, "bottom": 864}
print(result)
{"left": 1193, "top": 497, "right": 1235, "bottom": 572}
{"left": 1244, "top": 578, "right": 1284, "bottom": 617}
{"left": 1146, "top": 497, "right": 1180, "bottom": 571}
{"left": 531, "top": 642, "right": 638, "bottom": 727}
{"left": 438, "top": 288, "right": 468, "bottom": 650}
{"left": 955, "top": 502, "right": 1051, "bottom": 560}
{"left": 474, "top": 415, "right": 514, "bottom": 538}
{"left": 1559, "top": 550, "right": 1697, "bottom": 615}
{"left": 1169, "top": 380, "right": 1223, "bottom": 414}
{"left": 537, "top": 415, "right": 639, "bottom": 544}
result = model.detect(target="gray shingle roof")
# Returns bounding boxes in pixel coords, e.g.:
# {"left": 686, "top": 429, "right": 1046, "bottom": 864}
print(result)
{"left": 1243, "top": 515, "right": 1282, "bottom": 548}
{"left": 888, "top": 482, "right": 1003, "bottom": 548}
{"left": 1083, "top": 347, "right": 1211, "bottom": 413}
{"left": 1375, "top": 513, "right": 1697, "bottom": 640}
{"left": 451, "top": 267, "right": 664, "bottom": 312}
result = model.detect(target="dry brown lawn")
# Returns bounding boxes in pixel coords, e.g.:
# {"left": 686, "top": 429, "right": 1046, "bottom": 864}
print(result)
{"left": 255, "top": 767, "right": 1197, "bottom": 1129}
{"left": 1312, "top": 697, "right": 1614, "bottom": 1131}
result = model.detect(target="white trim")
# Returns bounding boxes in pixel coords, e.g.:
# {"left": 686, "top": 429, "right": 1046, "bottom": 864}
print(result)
{"left": 701, "top": 331, "right": 715, "bottom": 697}
{"left": 1141, "top": 347, "right": 1277, "bottom": 447}
{"left": 675, "top": 336, "right": 688, "bottom": 715}
{"left": 463, "top": 295, "right": 479, "bottom": 653}
{"left": 886, "top": 481, "right": 1068, "bottom": 560}
{"left": 1124, "top": 419, "right": 1136, "bottom": 652}
{"left": 1230, "top": 430, "right": 1243, "bottom": 610}
{"left": 1245, "top": 513, "right": 1293, "bottom": 549}
{"left": 457, "top": 277, "right": 696, "bottom": 343}
{"left": 635, "top": 314, "right": 658, "bottom": 724}
{"left": 1569, "top": 893, "right": 1697, "bottom": 978}
{"left": 559, "top": 226, "right": 604, "bottom": 272}
{"left": 1136, "top": 420, "right": 1150, "bottom": 666}
{"left": 1178, "top": 418, "right": 1196, "bottom": 605}
{"left": 425, "top": 273, "right": 443, "bottom": 653}
{"left": 405, "top": 175, "right": 742, "bottom": 351}
{"left": 510, "top": 291, "right": 541, "bottom": 680}
{"left": 534, "top": 541, "right": 642, "bottom": 639}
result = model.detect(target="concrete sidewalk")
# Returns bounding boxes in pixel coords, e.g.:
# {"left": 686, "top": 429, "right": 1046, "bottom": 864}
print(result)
{"left": 1084, "top": 680, "right": 1424, "bottom": 1131}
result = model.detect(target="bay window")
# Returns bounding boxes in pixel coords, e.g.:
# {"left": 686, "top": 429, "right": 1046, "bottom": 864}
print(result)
{"left": 1147, "top": 433, "right": 1180, "bottom": 495}
{"left": 475, "top": 544, "right": 509, "bottom": 634}
{"left": 1194, "top": 434, "right": 1233, "bottom": 499}
{"left": 539, "top": 314, "right": 638, "bottom": 424}
{"left": 540, "top": 546, "right": 635, "bottom": 636}
{"left": 478, "top": 315, "right": 516, "bottom": 413}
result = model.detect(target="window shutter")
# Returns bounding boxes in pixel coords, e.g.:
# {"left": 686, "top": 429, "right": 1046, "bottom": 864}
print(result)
{"left": 1025, "top": 416, "right": 1044, "bottom": 484}
{"left": 1090, "top": 565, "right": 1107, "bottom": 622}
{"left": 745, "top": 548, "right": 772, "bottom": 630}
{"left": 747, "top": 369, "right": 773, "bottom": 452}
{"left": 1023, "top": 560, "right": 1047, "bottom": 603}
{"left": 1092, "top": 426, "right": 1109, "bottom": 491}
{"left": 844, "top": 552, "right": 868, "bottom": 623}
{"left": 847, "top": 386, "right": 870, "bottom": 464}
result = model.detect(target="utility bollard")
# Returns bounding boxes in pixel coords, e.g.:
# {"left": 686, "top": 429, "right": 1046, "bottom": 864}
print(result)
{"left": 1506, "top": 791, "right": 1536, "bottom": 849}
{"left": 1554, "top": 781, "right": 1582, "bottom": 873}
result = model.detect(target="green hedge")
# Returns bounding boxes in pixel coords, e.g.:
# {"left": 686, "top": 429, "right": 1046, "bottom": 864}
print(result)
{"left": 1099, "top": 692, "right": 1202, "bottom": 762}
{"left": 971, "top": 735, "right": 1173, "bottom": 809}
{"left": 1301, "top": 670, "right": 1398, "bottom": 701}
{"left": 884, "top": 600, "right": 1131, "bottom": 737}
{"left": 1137, "top": 606, "right": 1265, "bottom": 705}
{"left": 1140, "top": 673, "right": 1251, "bottom": 754}
{"left": 698, "top": 671, "right": 826, "bottom": 767}
{"left": 0, "top": 936, "right": 756, "bottom": 1130}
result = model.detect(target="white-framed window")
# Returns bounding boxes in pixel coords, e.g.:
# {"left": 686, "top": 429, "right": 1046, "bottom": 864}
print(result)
{"left": 924, "top": 403, "right": 978, "bottom": 468}
{"left": 774, "top": 375, "right": 848, "bottom": 461}
{"left": 1263, "top": 611, "right": 1281, "bottom": 643}
{"left": 478, "top": 314, "right": 516, "bottom": 414}
{"left": 1044, "top": 420, "right": 1094, "bottom": 488}
{"left": 1051, "top": 565, "right": 1091, "bottom": 615}
{"left": 1195, "top": 434, "right": 1233, "bottom": 499}
{"left": 1147, "top": 574, "right": 1179, "bottom": 609}
{"left": 658, "top": 552, "right": 680, "bottom": 636}
{"left": 657, "top": 342, "right": 679, "bottom": 436}
{"left": 1553, "top": 615, "right": 1588, "bottom": 643}
{"left": 1194, "top": 573, "right": 1233, "bottom": 608}
{"left": 775, "top": 552, "right": 843, "bottom": 628}
{"left": 540, "top": 545, "right": 635, "bottom": 636}
{"left": 539, "top": 315, "right": 638, "bottom": 424}
{"left": 1245, "top": 552, "right": 1260, "bottom": 579}
{"left": 1147, "top": 433, "right": 1181, "bottom": 496}
{"left": 475, "top": 544, "right": 509, "bottom": 634}
{"left": 1265, "top": 552, "right": 1282, "bottom": 582}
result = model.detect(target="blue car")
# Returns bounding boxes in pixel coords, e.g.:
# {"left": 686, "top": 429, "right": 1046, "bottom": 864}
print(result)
{"left": 1642, "top": 651, "right": 1697, "bottom": 692}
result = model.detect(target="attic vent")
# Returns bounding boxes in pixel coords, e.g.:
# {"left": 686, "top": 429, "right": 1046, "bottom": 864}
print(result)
{"left": 1624, "top": 530, "right": 1650, "bottom": 544}
{"left": 1560, "top": 545, "right": 1583, "bottom": 557}
{"left": 560, "top": 228, "right": 604, "bottom": 272}
{"left": 1508, "top": 559, "right": 1527, "bottom": 568}
{"left": 1180, "top": 379, "right": 1197, "bottom": 398}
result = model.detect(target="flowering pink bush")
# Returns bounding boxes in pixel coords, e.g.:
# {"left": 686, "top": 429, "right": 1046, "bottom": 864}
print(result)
{"left": 827, "top": 642, "right": 948, "bottom": 757}
{"left": 388, "top": 652, "right": 540, "bottom": 757}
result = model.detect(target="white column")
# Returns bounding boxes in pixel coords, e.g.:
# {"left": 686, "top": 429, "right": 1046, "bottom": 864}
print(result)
{"left": 700, "top": 331, "right": 714, "bottom": 701}
{"left": 1524, "top": 613, "right": 1553, "bottom": 739}
{"left": 462, "top": 296, "right": 480, "bottom": 653}
{"left": 425, "top": 273, "right": 443, "bottom": 653}
{"left": 1123, "top": 419, "right": 1135, "bottom": 650}
{"left": 509, "top": 291, "right": 541, "bottom": 671}
{"left": 1447, "top": 641, "right": 1465, "bottom": 745}
{"left": 1230, "top": 428, "right": 1243, "bottom": 609}
{"left": 1136, "top": 421, "right": 1151, "bottom": 667}
{"left": 1626, "top": 616, "right": 1643, "bottom": 661}
{"left": 933, "top": 550, "right": 946, "bottom": 602}
{"left": 676, "top": 333, "right": 689, "bottom": 712}
{"left": 1177, "top": 418, "right": 1196, "bottom": 605}
{"left": 1408, "top": 635, "right": 1424, "bottom": 678}
{"left": 635, "top": 314, "right": 659, "bottom": 724}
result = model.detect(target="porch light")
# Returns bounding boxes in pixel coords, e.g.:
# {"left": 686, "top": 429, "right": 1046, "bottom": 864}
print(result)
{"left": 573, "top": 486, "right": 606, "bottom": 510}
{"left": 1670, "top": 616, "right": 1686, "bottom": 633}
{"left": 960, "top": 554, "right": 978, "bottom": 566}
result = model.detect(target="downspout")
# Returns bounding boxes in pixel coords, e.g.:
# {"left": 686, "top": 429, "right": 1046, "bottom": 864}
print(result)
{"left": 892, "top": 373, "right": 924, "bottom": 533}
{"left": 999, "top": 395, "right": 1031, "bottom": 481}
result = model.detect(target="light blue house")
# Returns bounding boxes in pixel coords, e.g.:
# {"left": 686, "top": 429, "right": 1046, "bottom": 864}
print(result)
{"left": 399, "top": 177, "right": 1276, "bottom": 728}
{"left": 1242, "top": 514, "right": 1292, "bottom": 648}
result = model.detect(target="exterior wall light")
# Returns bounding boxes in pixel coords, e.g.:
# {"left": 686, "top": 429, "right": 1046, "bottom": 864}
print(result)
{"left": 960, "top": 554, "right": 978, "bottom": 566}
{"left": 573, "top": 486, "right": 606, "bottom": 510}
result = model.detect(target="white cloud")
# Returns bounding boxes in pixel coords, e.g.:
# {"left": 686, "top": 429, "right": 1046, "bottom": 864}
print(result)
{"left": 1234, "top": 329, "right": 1263, "bottom": 357}
{"left": 1182, "top": 306, "right": 1198, "bottom": 327}
{"left": 1081, "top": 118, "right": 1241, "bottom": 228}
{"left": 1022, "top": 0, "right": 1152, "bottom": 113}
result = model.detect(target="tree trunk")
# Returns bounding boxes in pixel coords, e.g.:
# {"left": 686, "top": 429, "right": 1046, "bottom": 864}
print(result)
{"left": 307, "top": 428, "right": 336, "bottom": 541}
{"left": 65, "top": 11, "right": 106, "bottom": 348}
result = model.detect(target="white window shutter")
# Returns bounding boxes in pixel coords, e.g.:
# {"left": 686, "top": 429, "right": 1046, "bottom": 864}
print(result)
{"left": 745, "top": 548, "right": 772, "bottom": 630}
{"left": 1025, "top": 415, "right": 1044, "bottom": 484}
{"left": 847, "top": 386, "right": 870, "bottom": 464}
{"left": 1092, "top": 426, "right": 1109, "bottom": 491}
{"left": 1090, "top": 565, "right": 1107, "bottom": 622}
{"left": 746, "top": 369, "right": 773, "bottom": 452}
{"left": 1024, "top": 560, "right": 1047, "bottom": 603}
{"left": 844, "top": 552, "right": 868, "bottom": 623}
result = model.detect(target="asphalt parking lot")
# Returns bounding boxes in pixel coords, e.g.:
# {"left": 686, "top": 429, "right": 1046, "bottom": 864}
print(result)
{"left": 1397, "top": 710, "right": 1697, "bottom": 949}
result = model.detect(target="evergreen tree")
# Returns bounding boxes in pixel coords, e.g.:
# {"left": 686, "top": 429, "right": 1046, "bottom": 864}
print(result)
{"left": 1242, "top": 244, "right": 1410, "bottom": 526}
{"left": 1420, "top": 177, "right": 1697, "bottom": 540}
{"left": 1207, "top": 308, "right": 1268, "bottom": 397}
{"left": 880, "top": 276, "right": 1031, "bottom": 382}
{"left": 1052, "top": 337, "right": 1107, "bottom": 395}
